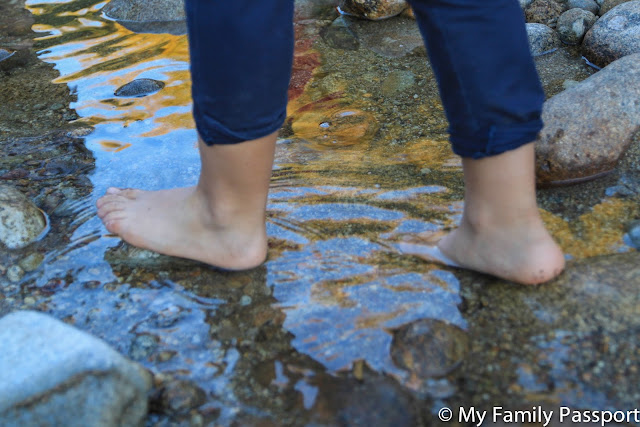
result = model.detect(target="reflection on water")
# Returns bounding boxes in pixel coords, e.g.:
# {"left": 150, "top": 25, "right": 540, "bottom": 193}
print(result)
{"left": 21, "top": 0, "right": 639, "bottom": 424}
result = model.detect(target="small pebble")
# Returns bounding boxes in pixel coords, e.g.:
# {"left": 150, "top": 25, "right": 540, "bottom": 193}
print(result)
{"left": 18, "top": 252, "right": 44, "bottom": 272}
{"left": 240, "top": 295, "right": 252, "bottom": 306}
{"left": 7, "top": 265, "right": 25, "bottom": 283}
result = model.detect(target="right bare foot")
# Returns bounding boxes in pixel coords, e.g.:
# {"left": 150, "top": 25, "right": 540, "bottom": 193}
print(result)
{"left": 437, "top": 213, "right": 565, "bottom": 285}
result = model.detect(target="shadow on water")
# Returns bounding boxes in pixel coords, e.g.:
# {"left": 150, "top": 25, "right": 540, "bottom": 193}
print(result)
{"left": 4, "top": 0, "right": 638, "bottom": 424}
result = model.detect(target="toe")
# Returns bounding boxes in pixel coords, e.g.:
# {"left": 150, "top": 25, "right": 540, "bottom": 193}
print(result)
{"left": 119, "top": 188, "right": 142, "bottom": 199}
{"left": 106, "top": 187, "right": 122, "bottom": 195}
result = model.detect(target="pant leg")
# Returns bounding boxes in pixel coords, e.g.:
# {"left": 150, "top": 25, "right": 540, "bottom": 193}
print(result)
{"left": 185, "top": 0, "right": 294, "bottom": 145}
{"left": 407, "top": 0, "right": 544, "bottom": 159}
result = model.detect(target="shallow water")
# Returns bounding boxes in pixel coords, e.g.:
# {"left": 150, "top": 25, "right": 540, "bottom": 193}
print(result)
{"left": 13, "top": 0, "right": 640, "bottom": 424}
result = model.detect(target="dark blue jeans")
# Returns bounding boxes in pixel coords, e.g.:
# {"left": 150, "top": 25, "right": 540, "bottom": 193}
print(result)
{"left": 185, "top": 0, "right": 544, "bottom": 159}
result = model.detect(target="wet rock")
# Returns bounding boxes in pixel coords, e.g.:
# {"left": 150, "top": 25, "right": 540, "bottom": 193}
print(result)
{"left": 567, "top": 0, "right": 600, "bottom": 13}
{"left": 18, "top": 252, "right": 44, "bottom": 272}
{"left": 0, "top": 311, "right": 152, "bottom": 427}
{"left": 322, "top": 15, "right": 360, "bottom": 50}
{"left": 339, "top": 0, "right": 408, "bottom": 20}
{"left": 309, "top": 372, "right": 419, "bottom": 426}
{"left": 628, "top": 220, "right": 640, "bottom": 248}
{"left": 295, "top": 0, "right": 340, "bottom": 20}
{"left": 115, "top": 78, "right": 165, "bottom": 97}
{"left": 526, "top": 23, "right": 560, "bottom": 55}
{"left": 381, "top": 70, "right": 415, "bottom": 97}
{"left": 599, "top": 0, "right": 633, "bottom": 14}
{"left": 103, "top": 0, "right": 186, "bottom": 34}
{"left": 557, "top": 8, "right": 597, "bottom": 44}
{"left": 153, "top": 379, "right": 206, "bottom": 416}
{"left": 535, "top": 53, "right": 640, "bottom": 184}
{"left": 292, "top": 108, "right": 379, "bottom": 147}
{"left": 152, "top": 306, "right": 183, "bottom": 328}
{"left": 583, "top": 1, "right": 640, "bottom": 67}
{"left": 525, "top": 0, "right": 566, "bottom": 27}
{"left": 130, "top": 333, "right": 159, "bottom": 361}
{"left": 6, "top": 265, "right": 24, "bottom": 283}
{"left": 0, "top": 185, "right": 48, "bottom": 250}
{"left": 345, "top": 15, "right": 424, "bottom": 57}
{"left": 390, "top": 318, "right": 469, "bottom": 378}
{"left": 105, "top": 241, "right": 196, "bottom": 268}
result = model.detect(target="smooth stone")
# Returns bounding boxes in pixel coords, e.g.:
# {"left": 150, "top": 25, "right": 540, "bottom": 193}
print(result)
{"left": 526, "top": 23, "right": 560, "bottom": 55}
{"left": 342, "top": 15, "right": 424, "bottom": 58}
{"left": 18, "top": 252, "right": 44, "bottom": 272}
{"left": 103, "top": 0, "right": 184, "bottom": 20}
{"left": 525, "top": 0, "right": 567, "bottom": 26}
{"left": 322, "top": 15, "right": 360, "bottom": 50}
{"left": 129, "top": 333, "right": 159, "bottom": 361}
{"left": 339, "top": 0, "right": 408, "bottom": 20}
{"left": 557, "top": 8, "right": 597, "bottom": 44}
{"left": 566, "top": 0, "right": 600, "bottom": 13}
{"left": 0, "top": 311, "right": 152, "bottom": 427}
{"left": 0, "top": 185, "right": 48, "bottom": 250}
{"left": 381, "top": 70, "right": 416, "bottom": 97}
{"left": 114, "top": 78, "right": 165, "bottom": 97}
{"left": 6, "top": 265, "right": 24, "bottom": 283}
{"left": 390, "top": 318, "right": 469, "bottom": 378}
{"left": 535, "top": 53, "right": 640, "bottom": 184}
{"left": 583, "top": 1, "right": 640, "bottom": 67}
{"left": 155, "top": 379, "right": 206, "bottom": 415}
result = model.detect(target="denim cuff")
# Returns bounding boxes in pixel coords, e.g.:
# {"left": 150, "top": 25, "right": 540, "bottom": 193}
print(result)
{"left": 450, "top": 118, "right": 543, "bottom": 159}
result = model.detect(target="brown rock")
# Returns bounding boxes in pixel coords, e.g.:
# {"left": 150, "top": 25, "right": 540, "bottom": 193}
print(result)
{"left": 339, "top": 0, "right": 408, "bottom": 20}
{"left": 535, "top": 53, "right": 640, "bottom": 184}
{"left": 599, "top": 0, "right": 632, "bottom": 14}
{"left": 525, "top": 0, "right": 567, "bottom": 26}
{"left": 582, "top": 0, "right": 640, "bottom": 67}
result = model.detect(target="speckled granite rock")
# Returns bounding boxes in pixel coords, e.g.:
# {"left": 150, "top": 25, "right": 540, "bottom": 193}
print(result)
{"left": 535, "top": 53, "right": 640, "bottom": 184}
{"left": 557, "top": 8, "right": 597, "bottom": 44}
{"left": 583, "top": 1, "right": 640, "bottom": 67}
{"left": 526, "top": 23, "right": 560, "bottom": 55}
{"left": 339, "top": 0, "right": 408, "bottom": 20}
{"left": 0, "top": 185, "right": 47, "bottom": 249}
{"left": 102, "top": 0, "right": 186, "bottom": 34}
{"left": 0, "top": 311, "right": 152, "bottom": 427}
{"left": 525, "top": 0, "right": 567, "bottom": 26}
{"left": 599, "top": 0, "right": 633, "bottom": 14}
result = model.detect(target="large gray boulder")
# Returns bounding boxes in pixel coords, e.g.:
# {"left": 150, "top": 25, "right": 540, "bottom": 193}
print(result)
{"left": 582, "top": 0, "right": 640, "bottom": 67}
{"left": 0, "top": 311, "right": 152, "bottom": 427}
{"left": 535, "top": 53, "right": 640, "bottom": 184}
{"left": 0, "top": 185, "right": 48, "bottom": 250}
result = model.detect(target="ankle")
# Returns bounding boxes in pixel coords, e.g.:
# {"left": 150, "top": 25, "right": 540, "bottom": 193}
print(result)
{"left": 191, "top": 186, "right": 265, "bottom": 231}
{"left": 461, "top": 204, "right": 543, "bottom": 234}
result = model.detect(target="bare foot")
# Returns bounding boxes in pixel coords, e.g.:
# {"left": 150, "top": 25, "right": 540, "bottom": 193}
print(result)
{"left": 437, "top": 214, "right": 565, "bottom": 285}
{"left": 96, "top": 186, "right": 268, "bottom": 270}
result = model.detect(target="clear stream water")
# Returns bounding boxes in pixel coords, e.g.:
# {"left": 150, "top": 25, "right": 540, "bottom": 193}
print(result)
{"left": 19, "top": 0, "right": 639, "bottom": 424}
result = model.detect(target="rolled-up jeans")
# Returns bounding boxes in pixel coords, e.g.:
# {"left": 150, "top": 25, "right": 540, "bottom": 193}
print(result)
{"left": 185, "top": 0, "right": 544, "bottom": 159}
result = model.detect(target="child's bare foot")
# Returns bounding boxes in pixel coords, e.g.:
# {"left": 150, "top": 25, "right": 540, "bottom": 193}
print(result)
{"left": 96, "top": 186, "right": 267, "bottom": 270}
{"left": 437, "top": 213, "right": 565, "bottom": 285}
{"left": 96, "top": 133, "right": 278, "bottom": 270}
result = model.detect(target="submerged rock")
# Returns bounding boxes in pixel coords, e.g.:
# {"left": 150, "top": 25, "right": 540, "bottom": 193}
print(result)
{"left": 0, "top": 48, "right": 14, "bottom": 62}
{"left": 0, "top": 311, "right": 152, "bottom": 427}
{"left": 582, "top": 1, "right": 640, "bottom": 67}
{"left": 0, "top": 185, "right": 48, "bottom": 250}
{"left": 526, "top": 23, "right": 560, "bottom": 55}
{"left": 322, "top": 15, "right": 360, "bottom": 50}
{"left": 535, "top": 53, "right": 640, "bottom": 184}
{"left": 390, "top": 318, "right": 469, "bottom": 378}
{"left": 103, "top": 0, "right": 186, "bottom": 34}
{"left": 339, "top": 0, "right": 408, "bottom": 20}
{"left": 115, "top": 78, "right": 165, "bottom": 97}
{"left": 628, "top": 220, "right": 640, "bottom": 248}
{"left": 557, "top": 8, "right": 597, "bottom": 44}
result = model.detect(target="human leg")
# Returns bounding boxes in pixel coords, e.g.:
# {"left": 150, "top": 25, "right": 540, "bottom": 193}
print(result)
{"left": 407, "top": 0, "right": 564, "bottom": 284}
{"left": 97, "top": 0, "right": 294, "bottom": 269}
